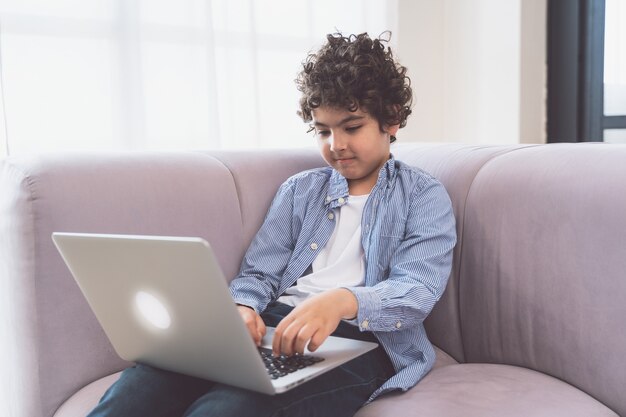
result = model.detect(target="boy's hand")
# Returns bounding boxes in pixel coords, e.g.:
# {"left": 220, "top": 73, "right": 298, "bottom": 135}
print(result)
{"left": 237, "top": 305, "right": 266, "bottom": 346}
{"left": 272, "top": 288, "right": 358, "bottom": 356}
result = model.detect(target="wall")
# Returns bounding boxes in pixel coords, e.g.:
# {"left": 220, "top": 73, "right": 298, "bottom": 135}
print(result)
{"left": 396, "top": 0, "right": 546, "bottom": 144}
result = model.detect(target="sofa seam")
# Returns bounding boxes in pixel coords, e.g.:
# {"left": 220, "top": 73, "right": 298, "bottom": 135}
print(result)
{"left": 191, "top": 151, "right": 246, "bottom": 242}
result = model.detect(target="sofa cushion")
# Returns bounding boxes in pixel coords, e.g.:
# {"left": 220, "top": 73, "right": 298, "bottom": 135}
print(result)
{"left": 53, "top": 373, "right": 122, "bottom": 417}
{"left": 54, "top": 346, "right": 458, "bottom": 416}
{"left": 355, "top": 363, "right": 618, "bottom": 417}
{"left": 57, "top": 361, "right": 617, "bottom": 417}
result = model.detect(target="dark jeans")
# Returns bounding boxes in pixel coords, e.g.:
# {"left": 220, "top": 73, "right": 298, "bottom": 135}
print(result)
{"left": 87, "top": 302, "right": 395, "bottom": 417}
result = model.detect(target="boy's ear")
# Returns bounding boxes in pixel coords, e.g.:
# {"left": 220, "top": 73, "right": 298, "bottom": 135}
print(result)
{"left": 387, "top": 124, "right": 400, "bottom": 136}
{"left": 385, "top": 104, "right": 402, "bottom": 136}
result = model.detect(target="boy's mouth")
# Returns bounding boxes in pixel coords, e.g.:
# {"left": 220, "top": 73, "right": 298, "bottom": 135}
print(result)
{"left": 334, "top": 156, "right": 356, "bottom": 164}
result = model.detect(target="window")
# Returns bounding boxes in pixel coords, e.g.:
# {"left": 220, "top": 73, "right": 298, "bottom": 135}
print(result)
{"left": 0, "top": 1, "right": 397, "bottom": 156}
{"left": 547, "top": 0, "right": 626, "bottom": 143}
{"left": 603, "top": 0, "right": 626, "bottom": 143}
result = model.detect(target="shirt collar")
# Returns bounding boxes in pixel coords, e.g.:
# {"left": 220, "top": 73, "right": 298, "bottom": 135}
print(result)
{"left": 325, "top": 154, "right": 396, "bottom": 208}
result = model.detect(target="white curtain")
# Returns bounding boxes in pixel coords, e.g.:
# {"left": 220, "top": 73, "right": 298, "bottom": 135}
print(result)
{"left": 0, "top": 0, "right": 397, "bottom": 157}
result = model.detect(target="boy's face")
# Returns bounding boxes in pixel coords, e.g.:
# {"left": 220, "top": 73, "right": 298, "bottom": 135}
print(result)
{"left": 312, "top": 106, "right": 399, "bottom": 195}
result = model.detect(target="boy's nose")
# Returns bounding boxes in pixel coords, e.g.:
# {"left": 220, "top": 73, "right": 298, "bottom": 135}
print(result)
{"left": 329, "top": 134, "right": 347, "bottom": 152}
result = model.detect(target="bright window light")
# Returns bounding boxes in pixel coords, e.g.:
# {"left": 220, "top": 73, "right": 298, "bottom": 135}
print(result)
{"left": 0, "top": 1, "right": 397, "bottom": 155}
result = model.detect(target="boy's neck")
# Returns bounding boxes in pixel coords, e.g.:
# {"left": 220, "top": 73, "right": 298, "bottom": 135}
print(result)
{"left": 346, "top": 155, "right": 391, "bottom": 195}
{"left": 347, "top": 179, "right": 376, "bottom": 196}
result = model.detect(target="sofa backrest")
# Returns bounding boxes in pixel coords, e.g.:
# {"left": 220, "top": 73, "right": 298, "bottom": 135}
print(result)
{"left": 207, "top": 148, "right": 326, "bottom": 249}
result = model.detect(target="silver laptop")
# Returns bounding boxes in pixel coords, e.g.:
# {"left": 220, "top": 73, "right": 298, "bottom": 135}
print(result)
{"left": 52, "top": 232, "right": 378, "bottom": 394}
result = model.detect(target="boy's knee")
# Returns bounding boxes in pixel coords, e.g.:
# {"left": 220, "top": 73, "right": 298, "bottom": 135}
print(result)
{"left": 183, "top": 385, "right": 277, "bottom": 417}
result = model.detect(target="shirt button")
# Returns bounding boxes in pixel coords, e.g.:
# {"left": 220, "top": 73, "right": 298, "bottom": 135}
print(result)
{"left": 395, "top": 322, "right": 402, "bottom": 329}
{"left": 327, "top": 212, "right": 334, "bottom": 220}
{"left": 361, "top": 319, "right": 369, "bottom": 329}
{"left": 338, "top": 197, "right": 345, "bottom": 204}
{"left": 326, "top": 196, "right": 331, "bottom": 203}
{"left": 310, "top": 243, "right": 318, "bottom": 250}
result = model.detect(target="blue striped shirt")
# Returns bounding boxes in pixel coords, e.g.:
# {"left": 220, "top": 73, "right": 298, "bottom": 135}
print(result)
{"left": 229, "top": 156, "right": 457, "bottom": 401}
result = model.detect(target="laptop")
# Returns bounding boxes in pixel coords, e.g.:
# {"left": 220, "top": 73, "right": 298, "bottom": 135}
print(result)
{"left": 51, "top": 232, "right": 378, "bottom": 395}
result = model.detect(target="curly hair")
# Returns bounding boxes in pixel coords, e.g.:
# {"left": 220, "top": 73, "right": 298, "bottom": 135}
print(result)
{"left": 296, "top": 32, "right": 412, "bottom": 134}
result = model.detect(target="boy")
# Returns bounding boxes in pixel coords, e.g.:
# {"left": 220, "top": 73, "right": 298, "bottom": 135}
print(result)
{"left": 88, "top": 32, "right": 456, "bottom": 417}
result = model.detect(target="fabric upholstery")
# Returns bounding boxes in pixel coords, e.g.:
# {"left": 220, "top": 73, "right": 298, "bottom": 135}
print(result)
{"left": 53, "top": 373, "right": 122, "bottom": 417}
{"left": 56, "top": 360, "right": 616, "bottom": 417}
{"left": 1, "top": 161, "right": 41, "bottom": 417}
{"left": 459, "top": 143, "right": 626, "bottom": 416}
{"left": 208, "top": 148, "right": 325, "bottom": 254}
{"left": 356, "top": 363, "right": 618, "bottom": 417}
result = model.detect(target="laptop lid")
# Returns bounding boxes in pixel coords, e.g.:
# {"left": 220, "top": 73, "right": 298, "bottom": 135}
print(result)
{"left": 52, "top": 232, "right": 378, "bottom": 394}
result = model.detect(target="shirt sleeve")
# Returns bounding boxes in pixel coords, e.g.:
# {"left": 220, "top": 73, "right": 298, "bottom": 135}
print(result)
{"left": 229, "top": 178, "right": 297, "bottom": 313}
{"left": 346, "top": 178, "right": 457, "bottom": 332}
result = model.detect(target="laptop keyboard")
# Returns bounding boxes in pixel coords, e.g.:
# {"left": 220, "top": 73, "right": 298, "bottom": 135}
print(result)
{"left": 258, "top": 347, "right": 325, "bottom": 380}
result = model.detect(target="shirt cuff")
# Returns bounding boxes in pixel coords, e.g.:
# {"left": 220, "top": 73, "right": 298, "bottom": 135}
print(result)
{"left": 343, "top": 286, "right": 382, "bottom": 331}
{"left": 231, "top": 297, "right": 262, "bottom": 314}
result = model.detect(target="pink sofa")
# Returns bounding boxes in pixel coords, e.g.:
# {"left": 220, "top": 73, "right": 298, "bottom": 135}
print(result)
{"left": 1, "top": 143, "right": 624, "bottom": 416}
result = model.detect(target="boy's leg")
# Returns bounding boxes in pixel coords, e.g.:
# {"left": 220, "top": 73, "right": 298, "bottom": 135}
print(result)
{"left": 183, "top": 302, "right": 395, "bottom": 417}
{"left": 183, "top": 345, "right": 392, "bottom": 417}
{"left": 86, "top": 364, "right": 215, "bottom": 417}
{"left": 85, "top": 303, "right": 292, "bottom": 416}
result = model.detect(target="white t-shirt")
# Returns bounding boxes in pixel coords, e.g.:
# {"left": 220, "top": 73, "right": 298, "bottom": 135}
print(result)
{"left": 278, "top": 194, "right": 368, "bottom": 307}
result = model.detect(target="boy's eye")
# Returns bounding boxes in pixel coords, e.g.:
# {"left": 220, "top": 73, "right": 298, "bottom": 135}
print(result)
{"left": 346, "top": 125, "right": 362, "bottom": 133}
{"left": 316, "top": 130, "right": 331, "bottom": 137}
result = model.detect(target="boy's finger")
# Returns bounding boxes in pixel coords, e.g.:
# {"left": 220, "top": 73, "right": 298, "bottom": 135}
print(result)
{"left": 238, "top": 307, "right": 265, "bottom": 346}
{"left": 279, "top": 322, "right": 301, "bottom": 356}
{"left": 293, "top": 324, "right": 315, "bottom": 355}
{"left": 307, "top": 330, "right": 328, "bottom": 352}
{"left": 246, "top": 321, "right": 260, "bottom": 345}
{"left": 256, "top": 315, "right": 266, "bottom": 345}
{"left": 272, "top": 315, "right": 294, "bottom": 355}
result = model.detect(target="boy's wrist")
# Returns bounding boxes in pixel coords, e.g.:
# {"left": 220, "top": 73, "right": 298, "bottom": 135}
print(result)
{"left": 333, "top": 288, "right": 358, "bottom": 320}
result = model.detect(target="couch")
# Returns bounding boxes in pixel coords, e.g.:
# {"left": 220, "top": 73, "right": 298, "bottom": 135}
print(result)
{"left": 1, "top": 143, "right": 624, "bottom": 417}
